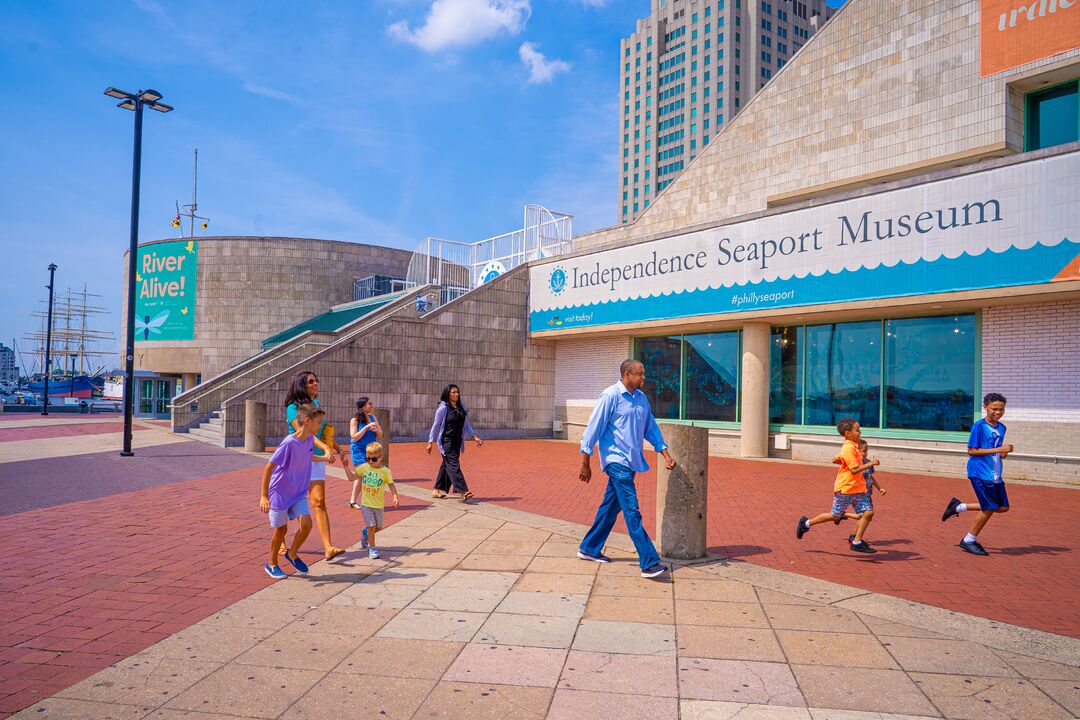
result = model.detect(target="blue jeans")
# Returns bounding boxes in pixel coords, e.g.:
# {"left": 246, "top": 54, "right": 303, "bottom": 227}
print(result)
{"left": 579, "top": 462, "right": 661, "bottom": 570}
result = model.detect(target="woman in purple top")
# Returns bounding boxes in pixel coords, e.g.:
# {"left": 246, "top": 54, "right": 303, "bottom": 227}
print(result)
{"left": 426, "top": 384, "right": 483, "bottom": 502}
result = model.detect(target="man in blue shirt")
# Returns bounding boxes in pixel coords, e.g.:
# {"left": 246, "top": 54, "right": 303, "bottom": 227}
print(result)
{"left": 578, "top": 359, "right": 677, "bottom": 578}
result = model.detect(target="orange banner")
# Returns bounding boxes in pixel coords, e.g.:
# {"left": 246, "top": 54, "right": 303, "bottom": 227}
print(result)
{"left": 981, "top": 0, "right": 1080, "bottom": 76}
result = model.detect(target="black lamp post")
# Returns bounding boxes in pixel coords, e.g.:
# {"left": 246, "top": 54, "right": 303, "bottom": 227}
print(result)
{"left": 41, "top": 263, "right": 57, "bottom": 416}
{"left": 104, "top": 87, "right": 173, "bottom": 457}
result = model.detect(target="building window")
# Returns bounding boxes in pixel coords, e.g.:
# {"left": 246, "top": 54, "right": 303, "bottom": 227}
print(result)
{"left": 884, "top": 315, "right": 976, "bottom": 431}
{"left": 769, "top": 326, "right": 803, "bottom": 424}
{"left": 805, "top": 321, "right": 882, "bottom": 428}
{"left": 1025, "top": 79, "right": 1079, "bottom": 151}
{"left": 637, "top": 337, "right": 681, "bottom": 418}
{"left": 635, "top": 332, "right": 741, "bottom": 422}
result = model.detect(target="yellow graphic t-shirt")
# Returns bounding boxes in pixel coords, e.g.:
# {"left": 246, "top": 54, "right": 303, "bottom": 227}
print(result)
{"left": 357, "top": 464, "right": 394, "bottom": 509}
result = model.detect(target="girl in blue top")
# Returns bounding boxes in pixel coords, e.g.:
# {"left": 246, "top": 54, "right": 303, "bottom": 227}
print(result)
{"left": 348, "top": 396, "right": 383, "bottom": 506}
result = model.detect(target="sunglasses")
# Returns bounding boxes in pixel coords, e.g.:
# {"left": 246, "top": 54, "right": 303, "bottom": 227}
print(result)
{"left": 306, "top": 378, "right": 319, "bottom": 384}
{"left": 367, "top": 455, "right": 382, "bottom": 460}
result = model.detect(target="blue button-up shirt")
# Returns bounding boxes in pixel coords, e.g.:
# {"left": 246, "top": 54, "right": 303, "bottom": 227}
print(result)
{"left": 580, "top": 381, "right": 668, "bottom": 473}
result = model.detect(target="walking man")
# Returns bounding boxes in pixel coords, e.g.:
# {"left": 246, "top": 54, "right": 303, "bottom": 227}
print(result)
{"left": 578, "top": 359, "right": 677, "bottom": 578}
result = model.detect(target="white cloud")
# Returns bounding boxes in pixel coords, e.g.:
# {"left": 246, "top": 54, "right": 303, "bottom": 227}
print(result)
{"left": 388, "top": 0, "right": 531, "bottom": 52}
{"left": 519, "top": 41, "right": 571, "bottom": 84}
{"left": 242, "top": 83, "right": 302, "bottom": 104}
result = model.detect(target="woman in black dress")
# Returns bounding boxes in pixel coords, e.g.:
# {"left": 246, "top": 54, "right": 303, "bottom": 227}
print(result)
{"left": 426, "top": 384, "right": 483, "bottom": 501}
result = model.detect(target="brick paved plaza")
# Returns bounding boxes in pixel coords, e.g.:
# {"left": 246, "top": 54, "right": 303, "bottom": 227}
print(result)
{"left": 0, "top": 416, "right": 1078, "bottom": 719}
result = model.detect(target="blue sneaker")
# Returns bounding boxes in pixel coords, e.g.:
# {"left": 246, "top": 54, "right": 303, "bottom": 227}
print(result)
{"left": 577, "top": 550, "right": 612, "bottom": 563}
{"left": 641, "top": 563, "right": 669, "bottom": 579}
{"left": 264, "top": 563, "right": 287, "bottom": 580}
{"left": 282, "top": 551, "right": 308, "bottom": 576}
{"left": 362, "top": 527, "right": 369, "bottom": 549}
{"left": 368, "top": 547, "right": 380, "bottom": 559}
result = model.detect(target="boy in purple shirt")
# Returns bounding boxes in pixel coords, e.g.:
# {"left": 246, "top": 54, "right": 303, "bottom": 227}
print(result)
{"left": 260, "top": 403, "right": 327, "bottom": 578}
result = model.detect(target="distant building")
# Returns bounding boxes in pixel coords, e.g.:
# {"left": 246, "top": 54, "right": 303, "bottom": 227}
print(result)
{"left": 619, "top": 0, "right": 833, "bottom": 223}
{"left": 0, "top": 343, "right": 17, "bottom": 384}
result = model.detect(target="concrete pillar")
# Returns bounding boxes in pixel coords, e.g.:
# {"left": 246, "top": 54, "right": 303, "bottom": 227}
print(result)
{"left": 244, "top": 400, "right": 267, "bottom": 453}
{"left": 181, "top": 373, "right": 198, "bottom": 394}
{"left": 741, "top": 322, "right": 771, "bottom": 458}
{"left": 373, "top": 408, "right": 392, "bottom": 467}
{"left": 656, "top": 422, "right": 709, "bottom": 560}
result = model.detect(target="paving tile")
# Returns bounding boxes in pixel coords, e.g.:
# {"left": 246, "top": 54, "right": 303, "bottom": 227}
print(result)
{"left": 804, "top": 711, "right": 941, "bottom": 720}
{"left": 585, "top": 595, "right": 674, "bottom": 624}
{"left": 361, "top": 567, "right": 448, "bottom": 587}
{"left": 233, "top": 629, "right": 362, "bottom": 670}
{"left": 526, "top": 556, "right": 598, "bottom": 575}
{"left": 879, "top": 636, "right": 1016, "bottom": 676}
{"left": 444, "top": 644, "right": 567, "bottom": 687}
{"left": 198, "top": 598, "right": 313, "bottom": 631}
{"left": 679, "top": 658, "right": 805, "bottom": 706}
{"left": 592, "top": 575, "right": 673, "bottom": 598}
{"left": 857, "top": 615, "right": 948, "bottom": 640}
{"left": 681, "top": 699, "right": 814, "bottom": 719}
{"left": 536, "top": 540, "right": 582, "bottom": 558}
{"left": 325, "top": 582, "right": 425, "bottom": 609}
{"left": 459, "top": 554, "right": 534, "bottom": 572}
{"left": 7, "top": 698, "right": 151, "bottom": 719}
{"left": 547, "top": 688, "right": 679, "bottom": 720}
{"left": 763, "top": 605, "right": 869, "bottom": 634}
{"left": 1031, "top": 678, "right": 1080, "bottom": 716}
{"left": 391, "top": 550, "right": 469, "bottom": 569}
{"left": 337, "top": 638, "right": 464, "bottom": 679}
{"left": 412, "top": 681, "right": 553, "bottom": 719}
{"left": 164, "top": 664, "right": 324, "bottom": 718}
{"left": 487, "top": 525, "right": 551, "bottom": 542}
{"left": 376, "top": 609, "right": 487, "bottom": 642}
{"left": 674, "top": 578, "right": 759, "bottom": 603}
{"left": 776, "top": 630, "right": 899, "bottom": 669}
{"left": 495, "top": 591, "right": 588, "bottom": 619}
{"left": 284, "top": 605, "right": 397, "bottom": 639}
{"left": 596, "top": 559, "right": 651, "bottom": 577}
{"left": 251, "top": 579, "right": 346, "bottom": 605}
{"left": 676, "top": 626, "right": 785, "bottom": 662}
{"left": 513, "top": 573, "right": 596, "bottom": 595}
{"left": 792, "top": 665, "right": 939, "bottom": 717}
{"left": 431, "top": 570, "right": 520, "bottom": 591}
{"left": 676, "top": 600, "right": 768, "bottom": 628}
{"left": 911, "top": 672, "right": 1073, "bottom": 719}
{"left": 409, "top": 586, "right": 511, "bottom": 613}
{"left": 572, "top": 620, "right": 675, "bottom": 655}
{"left": 474, "top": 540, "right": 545, "bottom": 556}
{"left": 994, "top": 650, "right": 1080, "bottom": 680}
{"left": 475, "top": 613, "right": 579, "bottom": 648}
{"left": 139, "top": 624, "right": 274, "bottom": 663}
{"left": 411, "top": 538, "right": 485, "bottom": 554}
{"left": 752, "top": 589, "right": 821, "bottom": 606}
{"left": 559, "top": 650, "right": 677, "bottom": 696}
{"left": 279, "top": 673, "right": 434, "bottom": 720}
{"left": 54, "top": 653, "right": 220, "bottom": 707}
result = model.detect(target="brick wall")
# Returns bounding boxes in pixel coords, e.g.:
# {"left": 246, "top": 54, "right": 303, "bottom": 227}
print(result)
{"left": 553, "top": 335, "right": 630, "bottom": 440}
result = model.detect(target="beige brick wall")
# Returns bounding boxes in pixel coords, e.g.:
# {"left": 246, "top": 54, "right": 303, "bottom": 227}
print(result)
{"left": 554, "top": 335, "right": 631, "bottom": 439}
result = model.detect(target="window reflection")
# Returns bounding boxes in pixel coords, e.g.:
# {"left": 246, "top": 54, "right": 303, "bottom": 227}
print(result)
{"left": 685, "top": 332, "right": 739, "bottom": 421}
{"left": 805, "top": 321, "right": 881, "bottom": 428}
{"left": 769, "top": 326, "right": 802, "bottom": 423}
{"left": 637, "top": 335, "right": 681, "bottom": 419}
{"left": 885, "top": 315, "right": 975, "bottom": 431}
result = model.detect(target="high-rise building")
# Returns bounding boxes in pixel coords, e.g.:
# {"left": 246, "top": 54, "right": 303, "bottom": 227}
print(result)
{"left": 619, "top": 0, "right": 834, "bottom": 223}
{"left": 0, "top": 343, "right": 17, "bottom": 384}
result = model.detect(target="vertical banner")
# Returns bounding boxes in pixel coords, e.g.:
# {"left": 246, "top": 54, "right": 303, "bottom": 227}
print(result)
{"left": 980, "top": 0, "right": 1080, "bottom": 76}
{"left": 134, "top": 240, "right": 198, "bottom": 342}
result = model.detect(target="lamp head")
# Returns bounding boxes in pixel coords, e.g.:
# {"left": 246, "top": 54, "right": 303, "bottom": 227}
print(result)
{"left": 138, "top": 89, "right": 162, "bottom": 103}
{"left": 104, "top": 86, "right": 133, "bottom": 100}
{"left": 117, "top": 99, "right": 136, "bottom": 111}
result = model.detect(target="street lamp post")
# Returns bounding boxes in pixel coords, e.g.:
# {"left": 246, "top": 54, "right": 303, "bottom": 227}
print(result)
{"left": 104, "top": 87, "right": 172, "bottom": 457}
{"left": 41, "top": 263, "right": 57, "bottom": 416}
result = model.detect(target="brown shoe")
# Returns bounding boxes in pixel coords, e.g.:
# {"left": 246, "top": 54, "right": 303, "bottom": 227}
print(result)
{"left": 432, "top": 490, "right": 446, "bottom": 498}
{"left": 461, "top": 491, "right": 474, "bottom": 503}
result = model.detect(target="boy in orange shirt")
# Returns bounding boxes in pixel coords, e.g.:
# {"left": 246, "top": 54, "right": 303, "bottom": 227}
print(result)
{"left": 795, "top": 417, "right": 881, "bottom": 554}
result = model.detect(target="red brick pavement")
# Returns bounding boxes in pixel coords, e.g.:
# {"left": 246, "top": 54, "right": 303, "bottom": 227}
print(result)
{"left": 0, "top": 462, "right": 426, "bottom": 717}
{"left": 391, "top": 439, "right": 1080, "bottom": 639}
{"left": 0, "top": 422, "right": 125, "bottom": 442}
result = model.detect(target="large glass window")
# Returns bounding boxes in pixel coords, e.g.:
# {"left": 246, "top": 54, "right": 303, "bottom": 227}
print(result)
{"left": 769, "top": 326, "right": 802, "bottom": 423}
{"left": 1026, "top": 80, "right": 1079, "bottom": 151}
{"left": 885, "top": 315, "right": 976, "bottom": 431}
{"left": 805, "top": 321, "right": 881, "bottom": 428}
{"left": 637, "top": 335, "right": 681, "bottom": 419}
{"left": 684, "top": 332, "right": 739, "bottom": 421}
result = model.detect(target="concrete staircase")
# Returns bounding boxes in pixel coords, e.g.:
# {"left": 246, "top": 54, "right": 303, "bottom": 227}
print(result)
{"left": 185, "top": 411, "right": 225, "bottom": 447}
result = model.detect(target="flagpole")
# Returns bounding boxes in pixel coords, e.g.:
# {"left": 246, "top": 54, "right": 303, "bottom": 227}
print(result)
{"left": 189, "top": 148, "right": 198, "bottom": 238}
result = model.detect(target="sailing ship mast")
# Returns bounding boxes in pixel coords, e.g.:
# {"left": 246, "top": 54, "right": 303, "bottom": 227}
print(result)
{"left": 23, "top": 284, "right": 116, "bottom": 377}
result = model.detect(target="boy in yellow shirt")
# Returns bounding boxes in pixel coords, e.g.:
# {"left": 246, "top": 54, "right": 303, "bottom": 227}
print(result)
{"left": 348, "top": 442, "right": 399, "bottom": 559}
{"left": 795, "top": 418, "right": 881, "bottom": 554}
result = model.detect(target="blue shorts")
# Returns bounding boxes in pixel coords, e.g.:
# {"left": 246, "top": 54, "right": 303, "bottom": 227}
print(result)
{"left": 269, "top": 497, "right": 310, "bottom": 528}
{"left": 831, "top": 492, "right": 872, "bottom": 517}
{"left": 969, "top": 477, "right": 1009, "bottom": 511}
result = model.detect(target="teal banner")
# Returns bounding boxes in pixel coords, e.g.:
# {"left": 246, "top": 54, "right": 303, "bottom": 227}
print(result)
{"left": 135, "top": 240, "right": 198, "bottom": 342}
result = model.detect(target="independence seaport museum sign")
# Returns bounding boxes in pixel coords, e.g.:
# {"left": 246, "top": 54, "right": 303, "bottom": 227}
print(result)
{"left": 529, "top": 151, "right": 1080, "bottom": 333}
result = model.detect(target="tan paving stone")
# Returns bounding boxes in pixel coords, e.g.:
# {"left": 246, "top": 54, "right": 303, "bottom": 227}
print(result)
{"left": 198, "top": 597, "right": 313, "bottom": 631}
{"left": 857, "top": 615, "right": 949, "bottom": 640}
{"left": 279, "top": 673, "right": 435, "bottom": 720}
{"left": 536, "top": 540, "right": 582, "bottom": 558}
{"left": 792, "top": 665, "right": 939, "bottom": 717}
{"left": 776, "top": 630, "right": 899, "bottom": 669}
{"left": 474, "top": 539, "right": 545, "bottom": 556}
{"left": 593, "top": 574, "right": 674, "bottom": 598}
{"left": 140, "top": 623, "right": 274, "bottom": 663}
{"left": 513, "top": 572, "right": 596, "bottom": 594}
{"left": 879, "top": 636, "right": 1016, "bottom": 676}
{"left": 548, "top": 688, "right": 679, "bottom": 720}
{"left": 8, "top": 699, "right": 151, "bottom": 719}
{"left": 444, "top": 644, "right": 568, "bottom": 687}
{"left": 432, "top": 569, "right": 520, "bottom": 591}
{"left": 679, "top": 658, "right": 804, "bottom": 706}
{"left": 337, "top": 637, "right": 464, "bottom": 679}
{"left": 596, "top": 559, "right": 649, "bottom": 577}
{"left": 409, "top": 586, "right": 511, "bottom": 613}
{"left": 676, "top": 626, "right": 785, "bottom": 662}
{"left": 426, "top": 526, "right": 499, "bottom": 541}
{"left": 376, "top": 608, "right": 487, "bottom": 642}
{"left": 164, "top": 664, "right": 324, "bottom": 718}
{"left": 285, "top": 605, "right": 397, "bottom": 639}
{"left": 326, "top": 582, "right": 425, "bottom": 609}
{"left": 527, "top": 556, "right": 598, "bottom": 575}
{"left": 487, "top": 524, "right": 551, "bottom": 542}
{"left": 411, "top": 537, "right": 486, "bottom": 554}
{"left": 412, "top": 681, "right": 553, "bottom": 719}
{"left": 763, "top": 605, "right": 869, "bottom": 633}
{"left": 752, "top": 588, "right": 822, "bottom": 606}
{"left": 680, "top": 699, "right": 813, "bottom": 719}
{"left": 392, "top": 549, "right": 469, "bottom": 569}
{"left": 572, "top": 619, "right": 676, "bottom": 655}
{"left": 1031, "top": 678, "right": 1080, "bottom": 717}
{"left": 585, "top": 595, "right": 674, "bottom": 624}
{"left": 674, "top": 578, "right": 759, "bottom": 603}
{"left": 234, "top": 629, "right": 362, "bottom": 670}
{"left": 911, "top": 672, "right": 1074, "bottom": 720}
{"left": 54, "top": 654, "right": 220, "bottom": 707}
{"left": 250, "top": 578, "right": 347, "bottom": 604}
{"left": 475, "top": 612, "right": 579, "bottom": 648}
{"left": 559, "top": 650, "right": 678, "bottom": 696}
{"left": 362, "top": 567, "right": 448, "bottom": 587}
{"left": 676, "top": 600, "right": 769, "bottom": 628}
{"left": 460, "top": 553, "right": 534, "bottom": 572}
{"left": 994, "top": 650, "right": 1080, "bottom": 680}
{"left": 804, "top": 711, "right": 941, "bottom": 720}
{"left": 495, "top": 591, "right": 588, "bottom": 619}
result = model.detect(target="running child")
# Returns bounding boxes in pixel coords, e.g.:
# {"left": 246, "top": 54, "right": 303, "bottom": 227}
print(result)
{"left": 941, "top": 393, "right": 1013, "bottom": 556}
{"left": 860, "top": 439, "right": 885, "bottom": 498}
{"left": 349, "top": 442, "right": 399, "bottom": 559}
{"left": 795, "top": 418, "right": 881, "bottom": 554}
{"left": 260, "top": 403, "right": 328, "bottom": 578}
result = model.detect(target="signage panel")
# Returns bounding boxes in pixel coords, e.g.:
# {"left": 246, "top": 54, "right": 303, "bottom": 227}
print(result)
{"left": 980, "top": 0, "right": 1080, "bottom": 76}
{"left": 134, "top": 240, "right": 198, "bottom": 342}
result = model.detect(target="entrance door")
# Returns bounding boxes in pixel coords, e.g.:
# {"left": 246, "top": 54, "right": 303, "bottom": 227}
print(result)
{"left": 155, "top": 379, "right": 174, "bottom": 418}
{"left": 136, "top": 378, "right": 175, "bottom": 419}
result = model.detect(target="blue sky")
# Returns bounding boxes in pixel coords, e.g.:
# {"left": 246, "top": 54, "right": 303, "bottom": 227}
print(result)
{"left": 0, "top": 0, "right": 843, "bottom": 367}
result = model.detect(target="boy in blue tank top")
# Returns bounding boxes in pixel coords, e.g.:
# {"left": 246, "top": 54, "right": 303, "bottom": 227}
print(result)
{"left": 940, "top": 393, "right": 1014, "bottom": 556}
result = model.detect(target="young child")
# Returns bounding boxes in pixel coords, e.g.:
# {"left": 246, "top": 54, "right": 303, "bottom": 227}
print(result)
{"left": 260, "top": 403, "right": 328, "bottom": 578}
{"left": 860, "top": 439, "right": 885, "bottom": 498}
{"left": 941, "top": 393, "right": 1014, "bottom": 556}
{"left": 349, "top": 441, "right": 399, "bottom": 559}
{"left": 795, "top": 418, "right": 881, "bottom": 554}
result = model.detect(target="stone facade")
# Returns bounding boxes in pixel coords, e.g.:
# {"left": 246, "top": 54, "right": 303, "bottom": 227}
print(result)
{"left": 123, "top": 237, "right": 412, "bottom": 380}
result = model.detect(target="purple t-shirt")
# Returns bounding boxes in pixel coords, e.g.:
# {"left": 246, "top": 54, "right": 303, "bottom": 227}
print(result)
{"left": 268, "top": 434, "right": 314, "bottom": 510}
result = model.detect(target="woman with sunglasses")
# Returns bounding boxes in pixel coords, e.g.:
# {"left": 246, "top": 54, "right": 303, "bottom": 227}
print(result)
{"left": 284, "top": 370, "right": 344, "bottom": 561}
{"left": 426, "top": 383, "right": 483, "bottom": 501}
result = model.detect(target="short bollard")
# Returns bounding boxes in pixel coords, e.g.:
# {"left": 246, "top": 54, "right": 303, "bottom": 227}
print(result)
{"left": 373, "top": 408, "right": 391, "bottom": 466}
{"left": 656, "top": 423, "right": 709, "bottom": 560}
{"left": 244, "top": 400, "right": 267, "bottom": 453}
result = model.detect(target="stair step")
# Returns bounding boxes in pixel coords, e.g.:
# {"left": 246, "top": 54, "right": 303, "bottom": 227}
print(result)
{"left": 206, "top": 417, "right": 223, "bottom": 427}
{"left": 188, "top": 427, "right": 225, "bottom": 446}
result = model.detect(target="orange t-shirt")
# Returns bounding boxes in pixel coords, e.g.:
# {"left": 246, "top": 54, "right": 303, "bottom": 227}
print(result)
{"left": 833, "top": 440, "right": 866, "bottom": 494}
